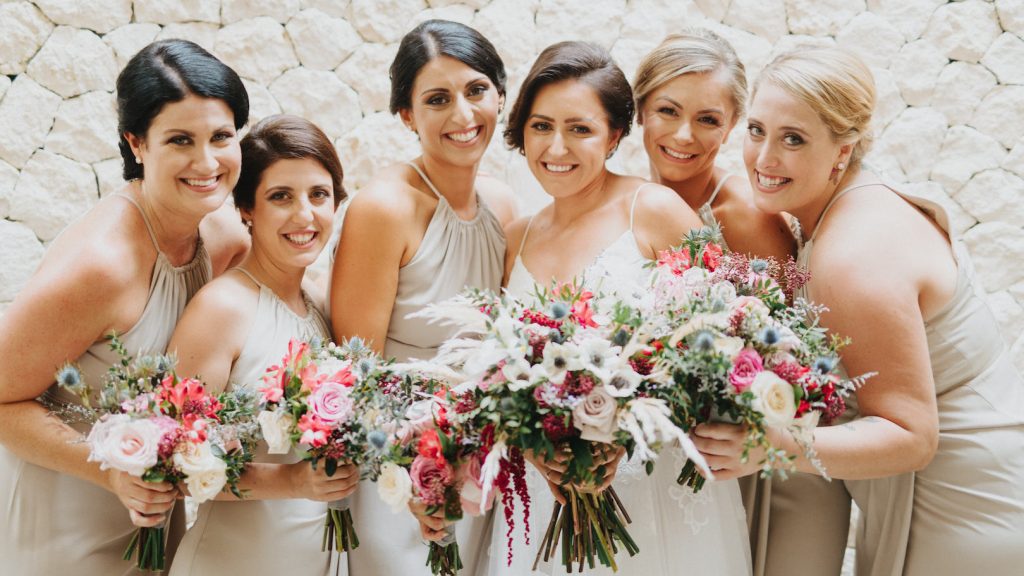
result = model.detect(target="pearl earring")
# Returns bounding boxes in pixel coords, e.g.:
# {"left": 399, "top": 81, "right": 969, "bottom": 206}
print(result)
{"left": 135, "top": 156, "right": 142, "bottom": 164}
{"left": 836, "top": 161, "right": 846, "bottom": 171}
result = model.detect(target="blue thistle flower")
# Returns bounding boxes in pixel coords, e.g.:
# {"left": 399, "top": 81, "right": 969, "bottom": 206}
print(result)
{"left": 750, "top": 258, "right": 769, "bottom": 274}
{"left": 694, "top": 330, "right": 715, "bottom": 352}
{"left": 55, "top": 364, "right": 83, "bottom": 391}
{"left": 612, "top": 328, "right": 630, "bottom": 347}
{"left": 549, "top": 301, "right": 570, "bottom": 320}
{"left": 549, "top": 329, "right": 565, "bottom": 344}
{"left": 367, "top": 430, "right": 387, "bottom": 450}
{"left": 814, "top": 356, "right": 837, "bottom": 374}
{"left": 356, "top": 358, "right": 376, "bottom": 377}
{"left": 758, "top": 326, "right": 780, "bottom": 346}
{"left": 346, "top": 337, "right": 367, "bottom": 353}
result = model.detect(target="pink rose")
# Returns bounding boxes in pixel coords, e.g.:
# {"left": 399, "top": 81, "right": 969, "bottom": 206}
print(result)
{"left": 87, "top": 414, "right": 163, "bottom": 477}
{"left": 728, "top": 347, "right": 763, "bottom": 394}
{"left": 572, "top": 385, "right": 618, "bottom": 444}
{"left": 306, "top": 382, "right": 354, "bottom": 427}
{"left": 410, "top": 455, "right": 454, "bottom": 507}
{"left": 457, "top": 457, "right": 495, "bottom": 516}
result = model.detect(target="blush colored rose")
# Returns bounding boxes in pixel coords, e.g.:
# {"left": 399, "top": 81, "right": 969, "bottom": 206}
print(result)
{"left": 572, "top": 385, "right": 618, "bottom": 444}
{"left": 728, "top": 348, "right": 764, "bottom": 394}
{"left": 307, "top": 382, "right": 354, "bottom": 427}
{"left": 87, "top": 414, "right": 163, "bottom": 477}
{"left": 410, "top": 455, "right": 454, "bottom": 507}
{"left": 457, "top": 457, "right": 495, "bottom": 516}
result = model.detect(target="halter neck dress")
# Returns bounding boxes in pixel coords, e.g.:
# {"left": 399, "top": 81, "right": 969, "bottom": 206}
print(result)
{"left": 696, "top": 173, "right": 734, "bottom": 249}
{"left": 0, "top": 193, "right": 211, "bottom": 575}
{"left": 168, "top": 268, "right": 337, "bottom": 576}
{"left": 346, "top": 161, "right": 506, "bottom": 575}
{"left": 487, "top": 183, "right": 751, "bottom": 576}
{"left": 750, "top": 181, "right": 1024, "bottom": 576}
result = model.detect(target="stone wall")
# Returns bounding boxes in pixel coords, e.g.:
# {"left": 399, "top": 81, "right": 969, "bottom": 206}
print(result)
{"left": 1, "top": 0, "right": 1022, "bottom": 367}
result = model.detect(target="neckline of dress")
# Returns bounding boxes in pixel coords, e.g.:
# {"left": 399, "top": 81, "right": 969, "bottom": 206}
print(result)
{"left": 234, "top": 267, "right": 318, "bottom": 323}
{"left": 514, "top": 228, "right": 638, "bottom": 287}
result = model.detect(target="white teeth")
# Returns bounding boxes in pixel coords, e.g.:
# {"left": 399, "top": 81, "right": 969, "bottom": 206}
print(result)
{"left": 662, "top": 147, "right": 696, "bottom": 160}
{"left": 757, "top": 173, "right": 791, "bottom": 188}
{"left": 184, "top": 177, "right": 217, "bottom": 187}
{"left": 544, "top": 163, "right": 574, "bottom": 173}
{"left": 447, "top": 127, "right": 479, "bottom": 143}
{"left": 285, "top": 232, "right": 315, "bottom": 245}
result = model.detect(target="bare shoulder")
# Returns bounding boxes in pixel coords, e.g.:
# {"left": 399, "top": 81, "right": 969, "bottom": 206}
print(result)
{"left": 503, "top": 215, "right": 533, "bottom": 259}
{"left": 179, "top": 270, "right": 256, "bottom": 330}
{"left": 476, "top": 173, "right": 518, "bottom": 226}
{"left": 200, "top": 201, "right": 250, "bottom": 274}
{"left": 346, "top": 165, "right": 423, "bottom": 223}
{"left": 628, "top": 178, "right": 700, "bottom": 228}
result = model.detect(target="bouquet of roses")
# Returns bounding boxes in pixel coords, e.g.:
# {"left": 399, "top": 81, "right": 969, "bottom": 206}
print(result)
{"left": 413, "top": 282, "right": 711, "bottom": 572}
{"left": 53, "top": 335, "right": 255, "bottom": 572}
{"left": 646, "top": 227, "right": 871, "bottom": 491}
{"left": 255, "top": 337, "right": 376, "bottom": 554}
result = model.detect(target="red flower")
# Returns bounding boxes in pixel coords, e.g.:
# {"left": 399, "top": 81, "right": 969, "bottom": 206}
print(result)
{"left": 657, "top": 248, "right": 692, "bottom": 275}
{"left": 541, "top": 413, "right": 576, "bottom": 442}
{"left": 571, "top": 292, "right": 598, "bottom": 328}
{"left": 417, "top": 428, "right": 445, "bottom": 465}
{"left": 702, "top": 243, "right": 724, "bottom": 270}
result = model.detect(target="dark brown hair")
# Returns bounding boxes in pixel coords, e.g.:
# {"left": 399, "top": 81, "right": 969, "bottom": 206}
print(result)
{"left": 504, "top": 41, "right": 634, "bottom": 155}
{"left": 233, "top": 115, "right": 346, "bottom": 215}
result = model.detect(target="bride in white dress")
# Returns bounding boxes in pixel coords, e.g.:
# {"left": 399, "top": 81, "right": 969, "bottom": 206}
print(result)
{"left": 483, "top": 41, "right": 751, "bottom": 575}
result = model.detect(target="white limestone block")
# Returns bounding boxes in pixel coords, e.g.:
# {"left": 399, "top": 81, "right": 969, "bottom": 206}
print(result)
{"left": 923, "top": 0, "right": 1002, "bottom": 63}
{"left": 871, "top": 67, "right": 907, "bottom": 132}
{"left": 877, "top": 107, "right": 948, "bottom": 182}
{"left": 222, "top": 0, "right": 300, "bottom": 23}
{"left": 930, "top": 126, "right": 1006, "bottom": 192}
{"left": 980, "top": 33, "right": 1024, "bottom": 86}
{"left": 93, "top": 157, "right": 125, "bottom": 198}
{"left": 287, "top": 9, "right": 362, "bottom": 70}
{"left": 415, "top": 3, "right": 476, "bottom": 25}
{"left": 900, "top": 180, "right": 976, "bottom": 236}
{"left": 103, "top": 23, "right": 161, "bottom": 68}
{"left": 620, "top": 0, "right": 707, "bottom": 42}
{"left": 26, "top": 26, "right": 119, "bottom": 98}
{"left": 724, "top": 0, "right": 787, "bottom": 42}
{"left": 0, "top": 220, "right": 46, "bottom": 301}
{"left": 46, "top": 91, "right": 120, "bottom": 164}
{"left": 963, "top": 222, "right": 1024, "bottom": 292}
{"left": 478, "top": 129, "right": 514, "bottom": 184}
{"left": 428, "top": 0, "right": 487, "bottom": 8}
{"left": 995, "top": 0, "right": 1024, "bottom": 35}
{"left": 932, "top": 62, "right": 997, "bottom": 126}
{"left": 270, "top": 68, "right": 362, "bottom": 141}
{"left": 953, "top": 169, "right": 1024, "bottom": 228}
{"left": 535, "top": 0, "right": 627, "bottom": 48}
{"left": 0, "top": 76, "right": 10, "bottom": 102}
{"left": 9, "top": 150, "right": 98, "bottom": 242}
{"left": 334, "top": 112, "right": 420, "bottom": 190}
{"left": 215, "top": 17, "right": 299, "bottom": 84}
{"left": 611, "top": 38, "right": 660, "bottom": 87}
{"left": 1011, "top": 333, "right": 1024, "bottom": 374}
{"left": 694, "top": 0, "right": 729, "bottom": 21}
{"left": 866, "top": 0, "right": 944, "bottom": 42}
{"left": 336, "top": 42, "right": 399, "bottom": 116}
{"left": 134, "top": 0, "right": 221, "bottom": 25}
{"left": 300, "top": 0, "right": 351, "bottom": 18}
{"left": 242, "top": 79, "right": 282, "bottom": 126}
{"left": 0, "top": 159, "right": 17, "bottom": 218}
{"left": 970, "top": 86, "right": 1024, "bottom": 150}
{"left": 987, "top": 290, "right": 1024, "bottom": 343}
{"left": 348, "top": 0, "right": 428, "bottom": 43}
{"left": 33, "top": 0, "right": 132, "bottom": 34}
{"left": 1003, "top": 141, "right": 1024, "bottom": 180}
{"left": 0, "top": 76, "right": 62, "bottom": 169}
{"left": 472, "top": 0, "right": 539, "bottom": 74}
{"left": 785, "top": 0, "right": 865, "bottom": 36}
{"left": 769, "top": 34, "right": 836, "bottom": 60}
{"left": 836, "top": 12, "right": 905, "bottom": 69}
{"left": 707, "top": 23, "right": 773, "bottom": 80}
{"left": 890, "top": 39, "right": 948, "bottom": 106}
{"left": 0, "top": 2, "right": 54, "bottom": 75}
{"left": 156, "top": 22, "right": 220, "bottom": 53}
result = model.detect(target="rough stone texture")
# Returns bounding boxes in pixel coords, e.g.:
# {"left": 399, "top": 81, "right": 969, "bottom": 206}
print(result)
{"left": 694, "top": 0, "right": 729, "bottom": 22}
{"left": 981, "top": 32, "right": 1024, "bottom": 85}
{"left": 348, "top": 0, "right": 428, "bottom": 43}
{"left": 769, "top": 34, "right": 836, "bottom": 60}
{"left": 0, "top": 75, "right": 62, "bottom": 169}
{"left": 953, "top": 169, "right": 1024, "bottom": 227}
{"left": 988, "top": 290, "right": 1024, "bottom": 341}
{"left": 1004, "top": 142, "right": 1024, "bottom": 180}
{"left": 535, "top": 0, "right": 626, "bottom": 48}
{"left": 222, "top": 0, "right": 301, "bottom": 23}
{"left": 156, "top": 23, "right": 219, "bottom": 52}
{"left": 335, "top": 111, "right": 420, "bottom": 190}
{"left": 103, "top": 23, "right": 161, "bottom": 68}
{"left": 611, "top": 38, "right": 661, "bottom": 87}
{"left": 891, "top": 40, "right": 948, "bottom": 106}
{"left": 26, "top": 27, "right": 118, "bottom": 98}
{"left": 867, "top": 0, "right": 945, "bottom": 42}
{"left": 930, "top": 126, "right": 1007, "bottom": 191}
{"left": 270, "top": 68, "right": 362, "bottom": 141}
{"left": 415, "top": 3, "right": 476, "bottom": 25}
{"left": 0, "top": 2, "right": 54, "bottom": 75}
{"left": 902, "top": 180, "right": 976, "bottom": 236}
{"left": 242, "top": 79, "right": 283, "bottom": 126}
{"left": 45, "top": 91, "right": 120, "bottom": 164}
{"left": 621, "top": 0, "right": 706, "bottom": 42}
{"left": 786, "top": 0, "right": 865, "bottom": 36}
{"left": 215, "top": 17, "right": 299, "bottom": 84}
{"left": 877, "top": 107, "right": 949, "bottom": 182}
{"left": 871, "top": 67, "right": 907, "bottom": 132}
{"left": 0, "top": 159, "right": 17, "bottom": 218}
{"left": 970, "top": 86, "right": 1024, "bottom": 150}
{"left": 287, "top": 9, "right": 362, "bottom": 70}
{"left": 0, "top": 220, "right": 46, "bottom": 301}
{"left": 932, "top": 62, "right": 997, "bottom": 126}
{"left": 996, "top": 0, "right": 1024, "bottom": 35}
{"left": 836, "top": 12, "right": 906, "bottom": 69}
{"left": 1011, "top": 334, "right": 1024, "bottom": 373}
{"left": 0, "top": 76, "right": 10, "bottom": 102}
{"left": 472, "top": 0, "right": 540, "bottom": 74}
{"left": 707, "top": 22, "right": 774, "bottom": 77}
{"left": 134, "top": 0, "right": 221, "bottom": 25}
{"left": 336, "top": 42, "right": 399, "bottom": 115}
{"left": 723, "top": 0, "right": 787, "bottom": 42}
{"left": 9, "top": 150, "right": 98, "bottom": 241}
{"left": 93, "top": 157, "right": 124, "bottom": 197}
{"left": 963, "top": 222, "right": 1024, "bottom": 292}
{"left": 301, "top": 0, "right": 352, "bottom": 18}
{"left": 923, "top": 0, "right": 1002, "bottom": 63}
{"left": 33, "top": 0, "right": 132, "bottom": 34}
{"left": 428, "top": 0, "right": 488, "bottom": 8}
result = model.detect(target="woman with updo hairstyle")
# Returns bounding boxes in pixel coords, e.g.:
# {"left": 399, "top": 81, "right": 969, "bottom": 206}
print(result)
{"left": 701, "top": 46, "right": 1024, "bottom": 576}
{"left": 329, "top": 19, "right": 516, "bottom": 575}
{"left": 0, "top": 39, "right": 250, "bottom": 574}
{"left": 482, "top": 40, "right": 751, "bottom": 575}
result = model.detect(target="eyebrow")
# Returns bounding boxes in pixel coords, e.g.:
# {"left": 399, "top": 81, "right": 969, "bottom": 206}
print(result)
{"left": 418, "top": 75, "right": 489, "bottom": 97}
{"left": 654, "top": 96, "right": 724, "bottom": 116}
{"left": 528, "top": 113, "right": 598, "bottom": 124}
{"left": 162, "top": 124, "right": 234, "bottom": 136}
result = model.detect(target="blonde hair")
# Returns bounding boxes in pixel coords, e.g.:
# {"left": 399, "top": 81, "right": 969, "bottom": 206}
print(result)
{"left": 753, "top": 47, "right": 876, "bottom": 168}
{"left": 633, "top": 29, "right": 747, "bottom": 121}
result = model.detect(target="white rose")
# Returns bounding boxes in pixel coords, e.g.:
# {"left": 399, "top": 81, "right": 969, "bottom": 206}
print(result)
{"left": 790, "top": 411, "right": 821, "bottom": 447}
{"left": 713, "top": 336, "right": 745, "bottom": 359}
{"left": 709, "top": 281, "right": 737, "bottom": 304}
{"left": 174, "top": 442, "right": 228, "bottom": 503}
{"left": 257, "top": 409, "right": 295, "bottom": 455}
{"left": 572, "top": 385, "right": 619, "bottom": 444}
{"left": 88, "top": 415, "right": 162, "bottom": 477}
{"left": 750, "top": 372, "right": 797, "bottom": 428}
{"left": 377, "top": 461, "right": 413, "bottom": 513}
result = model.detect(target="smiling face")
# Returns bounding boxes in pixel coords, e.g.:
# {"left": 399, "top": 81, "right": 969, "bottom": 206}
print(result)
{"left": 743, "top": 82, "right": 850, "bottom": 220}
{"left": 523, "top": 80, "right": 620, "bottom": 199}
{"left": 640, "top": 70, "right": 736, "bottom": 185}
{"left": 126, "top": 94, "right": 241, "bottom": 217}
{"left": 241, "top": 157, "right": 336, "bottom": 271}
{"left": 399, "top": 55, "right": 503, "bottom": 168}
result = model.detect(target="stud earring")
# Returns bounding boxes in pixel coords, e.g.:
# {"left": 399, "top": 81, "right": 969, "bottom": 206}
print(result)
{"left": 135, "top": 156, "right": 142, "bottom": 164}
{"left": 836, "top": 161, "right": 846, "bottom": 171}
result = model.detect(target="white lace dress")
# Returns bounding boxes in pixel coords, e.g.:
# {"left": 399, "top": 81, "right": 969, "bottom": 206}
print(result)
{"left": 482, "top": 187, "right": 752, "bottom": 575}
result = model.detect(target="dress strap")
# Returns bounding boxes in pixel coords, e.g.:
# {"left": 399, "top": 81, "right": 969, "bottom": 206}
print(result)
{"left": 115, "top": 193, "right": 161, "bottom": 251}
{"left": 707, "top": 172, "right": 733, "bottom": 206}
{"left": 629, "top": 182, "right": 657, "bottom": 233}
{"left": 805, "top": 182, "right": 877, "bottom": 244}
{"left": 233, "top": 267, "right": 263, "bottom": 288}
{"left": 518, "top": 215, "right": 537, "bottom": 258}
{"left": 406, "top": 161, "right": 443, "bottom": 199}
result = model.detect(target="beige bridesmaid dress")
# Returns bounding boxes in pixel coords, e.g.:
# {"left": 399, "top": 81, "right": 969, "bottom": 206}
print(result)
{"left": 0, "top": 194, "right": 212, "bottom": 575}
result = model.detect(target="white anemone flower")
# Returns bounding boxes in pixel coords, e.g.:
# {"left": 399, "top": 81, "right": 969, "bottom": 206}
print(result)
{"left": 577, "top": 337, "right": 620, "bottom": 381}
{"left": 604, "top": 360, "right": 644, "bottom": 398}
{"left": 541, "top": 341, "right": 581, "bottom": 385}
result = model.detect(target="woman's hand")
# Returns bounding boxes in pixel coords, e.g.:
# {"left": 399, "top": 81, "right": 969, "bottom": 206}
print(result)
{"left": 288, "top": 461, "right": 360, "bottom": 502}
{"left": 526, "top": 443, "right": 626, "bottom": 504}
{"left": 106, "top": 469, "right": 178, "bottom": 528}
{"left": 408, "top": 499, "right": 450, "bottom": 541}
{"left": 691, "top": 422, "right": 766, "bottom": 481}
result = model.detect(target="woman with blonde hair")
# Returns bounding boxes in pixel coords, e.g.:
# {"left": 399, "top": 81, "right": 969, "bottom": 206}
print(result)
{"left": 700, "top": 46, "right": 1024, "bottom": 575}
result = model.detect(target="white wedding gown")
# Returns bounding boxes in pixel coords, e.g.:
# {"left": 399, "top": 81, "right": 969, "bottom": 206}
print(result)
{"left": 481, "top": 188, "right": 752, "bottom": 575}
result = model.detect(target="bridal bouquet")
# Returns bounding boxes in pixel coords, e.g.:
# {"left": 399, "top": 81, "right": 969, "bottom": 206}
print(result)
{"left": 53, "top": 336, "right": 254, "bottom": 572}
{"left": 414, "top": 282, "right": 710, "bottom": 572}
{"left": 647, "top": 227, "right": 869, "bottom": 491}
{"left": 255, "top": 338, "right": 373, "bottom": 554}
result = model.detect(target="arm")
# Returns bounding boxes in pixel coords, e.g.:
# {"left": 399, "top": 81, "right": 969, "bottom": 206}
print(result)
{"left": 631, "top": 183, "right": 704, "bottom": 256}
